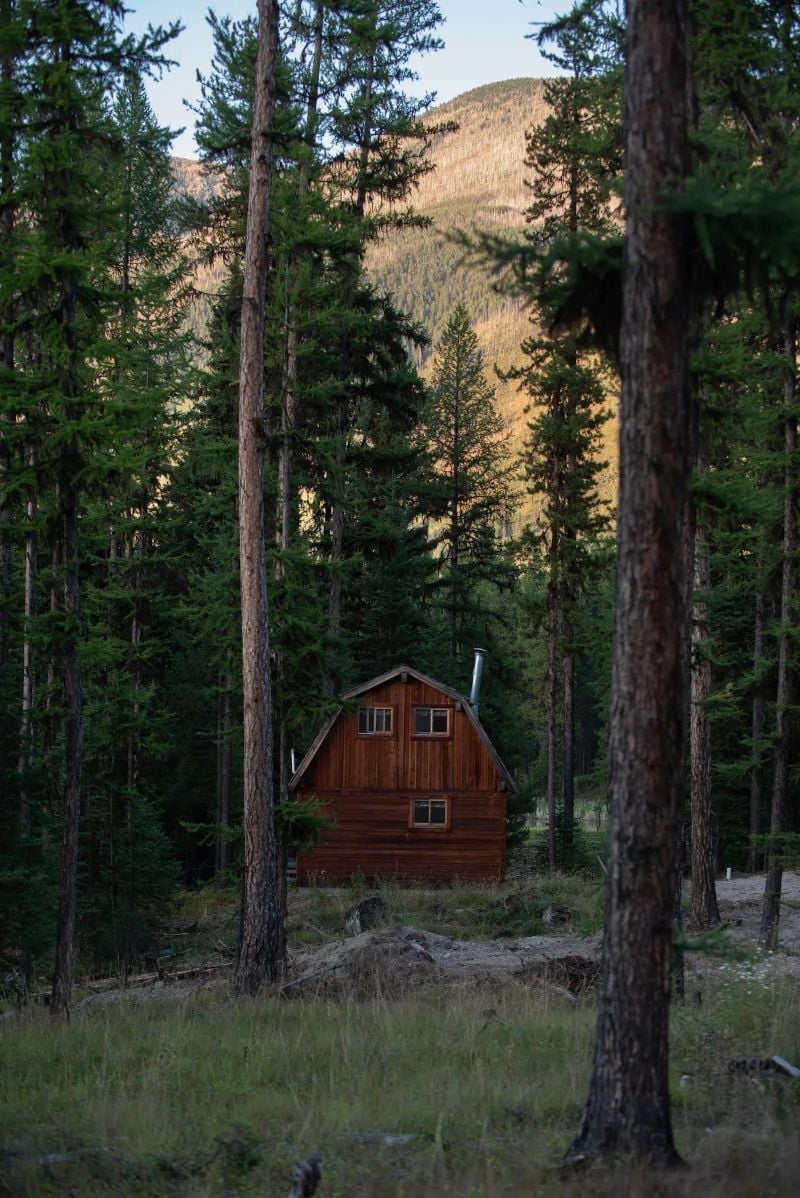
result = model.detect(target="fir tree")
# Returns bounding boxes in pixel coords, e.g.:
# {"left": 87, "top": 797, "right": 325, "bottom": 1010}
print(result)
{"left": 421, "top": 305, "right": 517, "bottom": 666}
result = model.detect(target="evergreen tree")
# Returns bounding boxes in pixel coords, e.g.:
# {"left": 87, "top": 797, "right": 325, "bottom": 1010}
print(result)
{"left": 0, "top": 0, "right": 178, "bottom": 1013}
{"left": 421, "top": 305, "right": 517, "bottom": 666}
{"left": 516, "top": 0, "right": 619, "bottom": 865}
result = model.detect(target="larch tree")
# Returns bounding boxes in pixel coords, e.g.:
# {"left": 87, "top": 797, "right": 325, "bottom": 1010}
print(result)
{"left": 567, "top": 0, "right": 691, "bottom": 1164}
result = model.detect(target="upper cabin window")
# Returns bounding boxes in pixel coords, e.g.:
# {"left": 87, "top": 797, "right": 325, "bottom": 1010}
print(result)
{"left": 414, "top": 706, "right": 450, "bottom": 736}
{"left": 357, "top": 706, "right": 392, "bottom": 735}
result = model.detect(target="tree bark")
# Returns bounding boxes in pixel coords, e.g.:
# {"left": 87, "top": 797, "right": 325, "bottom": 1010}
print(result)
{"left": 234, "top": 0, "right": 285, "bottom": 994}
{"left": 567, "top": 0, "right": 691, "bottom": 1166}
{"left": 276, "top": 0, "right": 323, "bottom": 570}
{"left": 760, "top": 321, "right": 796, "bottom": 949}
{"left": 217, "top": 667, "right": 233, "bottom": 877}
{"left": 50, "top": 50, "right": 85, "bottom": 1013}
{"left": 50, "top": 482, "right": 83, "bottom": 1018}
{"left": 748, "top": 590, "right": 766, "bottom": 873}
{"left": 0, "top": 0, "right": 18, "bottom": 670}
{"left": 546, "top": 566, "right": 560, "bottom": 872}
{"left": 17, "top": 482, "right": 36, "bottom": 838}
{"left": 690, "top": 510, "right": 719, "bottom": 927}
{"left": 562, "top": 636, "right": 575, "bottom": 854}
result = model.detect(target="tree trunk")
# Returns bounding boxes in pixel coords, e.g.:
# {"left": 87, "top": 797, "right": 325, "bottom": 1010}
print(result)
{"left": 17, "top": 485, "right": 36, "bottom": 838}
{"left": 448, "top": 340, "right": 462, "bottom": 663}
{"left": 276, "top": 0, "right": 323, "bottom": 570}
{"left": 234, "top": 0, "right": 285, "bottom": 995}
{"left": 748, "top": 590, "right": 766, "bottom": 873}
{"left": 567, "top": 0, "right": 691, "bottom": 1166}
{"left": 215, "top": 670, "right": 231, "bottom": 876}
{"left": 760, "top": 321, "right": 796, "bottom": 949}
{"left": 50, "top": 484, "right": 84, "bottom": 1018}
{"left": 0, "top": 0, "right": 17, "bottom": 670}
{"left": 562, "top": 637, "right": 575, "bottom": 854}
{"left": 690, "top": 511, "right": 719, "bottom": 927}
{"left": 546, "top": 566, "right": 560, "bottom": 872}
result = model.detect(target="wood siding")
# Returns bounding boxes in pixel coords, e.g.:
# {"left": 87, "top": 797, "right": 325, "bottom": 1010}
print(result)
{"left": 298, "top": 678, "right": 502, "bottom": 793}
{"left": 295, "top": 676, "right": 507, "bottom": 883}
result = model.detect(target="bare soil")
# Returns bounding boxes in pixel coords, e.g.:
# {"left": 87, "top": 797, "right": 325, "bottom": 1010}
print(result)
{"left": 74, "top": 871, "right": 800, "bottom": 1008}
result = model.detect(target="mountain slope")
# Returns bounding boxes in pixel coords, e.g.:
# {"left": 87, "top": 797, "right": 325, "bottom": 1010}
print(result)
{"left": 171, "top": 78, "right": 618, "bottom": 522}
{"left": 367, "top": 78, "right": 618, "bottom": 516}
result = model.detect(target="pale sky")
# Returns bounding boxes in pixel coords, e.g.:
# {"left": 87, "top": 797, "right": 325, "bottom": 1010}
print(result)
{"left": 123, "top": 0, "right": 565, "bottom": 158}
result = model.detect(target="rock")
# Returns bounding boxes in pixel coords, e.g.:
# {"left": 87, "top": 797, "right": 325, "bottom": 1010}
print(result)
{"left": 541, "top": 903, "right": 572, "bottom": 926}
{"left": 344, "top": 894, "right": 387, "bottom": 935}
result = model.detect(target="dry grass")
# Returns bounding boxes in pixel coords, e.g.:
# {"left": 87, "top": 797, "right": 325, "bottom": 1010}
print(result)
{"left": 1, "top": 882, "right": 798, "bottom": 1198}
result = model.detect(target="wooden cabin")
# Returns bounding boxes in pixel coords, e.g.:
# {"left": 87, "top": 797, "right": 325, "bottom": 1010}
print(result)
{"left": 290, "top": 665, "right": 513, "bottom": 884}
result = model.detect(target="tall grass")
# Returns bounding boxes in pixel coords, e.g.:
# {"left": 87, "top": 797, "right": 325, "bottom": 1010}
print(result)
{"left": 2, "top": 969, "right": 798, "bottom": 1197}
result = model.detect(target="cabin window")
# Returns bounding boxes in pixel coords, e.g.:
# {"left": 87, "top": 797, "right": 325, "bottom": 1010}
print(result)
{"left": 357, "top": 706, "right": 392, "bottom": 735}
{"left": 410, "top": 798, "right": 450, "bottom": 829}
{"left": 414, "top": 706, "right": 449, "bottom": 736}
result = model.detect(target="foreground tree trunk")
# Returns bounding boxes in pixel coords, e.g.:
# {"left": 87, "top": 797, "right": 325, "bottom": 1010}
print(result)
{"left": 567, "top": 0, "right": 691, "bottom": 1166}
{"left": 690, "top": 510, "right": 720, "bottom": 927}
{"left": 760, "top": 321, "right": 796, "bottom": 949}
{"left": 234, "top": 0, "right": 285, "bottom": 995}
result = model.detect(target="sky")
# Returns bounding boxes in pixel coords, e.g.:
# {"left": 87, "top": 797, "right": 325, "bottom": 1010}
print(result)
{"left": 123, "top": 1, "right": 566, "bottom": 158}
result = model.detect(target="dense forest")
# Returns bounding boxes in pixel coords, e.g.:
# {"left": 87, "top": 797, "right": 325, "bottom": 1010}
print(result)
{"left": 0, "top": 0, "right": 798, "bottom": 1070}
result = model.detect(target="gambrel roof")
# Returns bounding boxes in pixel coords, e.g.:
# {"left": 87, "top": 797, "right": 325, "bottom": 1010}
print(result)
{"left": 289, "top": 664, "right": 516, "bottom": 792}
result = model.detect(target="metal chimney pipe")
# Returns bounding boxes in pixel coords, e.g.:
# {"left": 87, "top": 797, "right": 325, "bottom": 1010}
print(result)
{"left": 290, "top": 747, "right": 297, "bottom": 775}
{"left": 469, "top": 648, "right": 486, "bottom": 715}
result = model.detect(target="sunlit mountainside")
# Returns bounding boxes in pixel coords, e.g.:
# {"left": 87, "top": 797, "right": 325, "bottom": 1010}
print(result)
{"left": 367, "top": 78, "right": 618, "bottom": 520}
{"left": 172, "top": 78, "right": 618, "bottom": 524}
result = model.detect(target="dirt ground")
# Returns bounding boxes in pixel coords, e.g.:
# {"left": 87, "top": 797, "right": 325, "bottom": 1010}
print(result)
{"left": 695, "top": 868, "right": 800, "bottom": 977}
{"left": 73, "top": 871, "right": 800, "bottom": 1008}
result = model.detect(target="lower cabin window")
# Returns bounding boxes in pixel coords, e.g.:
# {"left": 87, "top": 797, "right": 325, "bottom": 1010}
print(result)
{"left": 414, "top": 706, "right": 450, "bottom": 735}
{"left": 358, "top": 705, "right": 392, "bottom": 735}
{"left": 410, "top": 798, "right": 450, "bottom": 829}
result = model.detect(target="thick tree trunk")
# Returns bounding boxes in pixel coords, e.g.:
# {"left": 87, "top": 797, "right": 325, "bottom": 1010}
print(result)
{"left": 567, "top": 0, "right": 691, "bottom": 1166}
{"left": 234, "top": 0, "right": 285, "bottom": 994}
{"left": 690, "top": 513, "right": 719, "bottom": 927}
{"left": 760, "top": 322, "right": 796, "bottom": 949}
{"left": 748, "top": 590, "right": 766, "bottom": 873}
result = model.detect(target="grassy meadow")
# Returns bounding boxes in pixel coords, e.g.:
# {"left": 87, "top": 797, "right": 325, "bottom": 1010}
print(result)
{"left": 2, "top": 879, "right": 799, "bottom": 1197}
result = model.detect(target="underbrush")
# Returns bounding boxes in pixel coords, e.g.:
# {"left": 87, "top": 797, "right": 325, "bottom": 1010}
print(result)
{"left": 1, "top": 972, "right": 798, "bottom": 1197}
